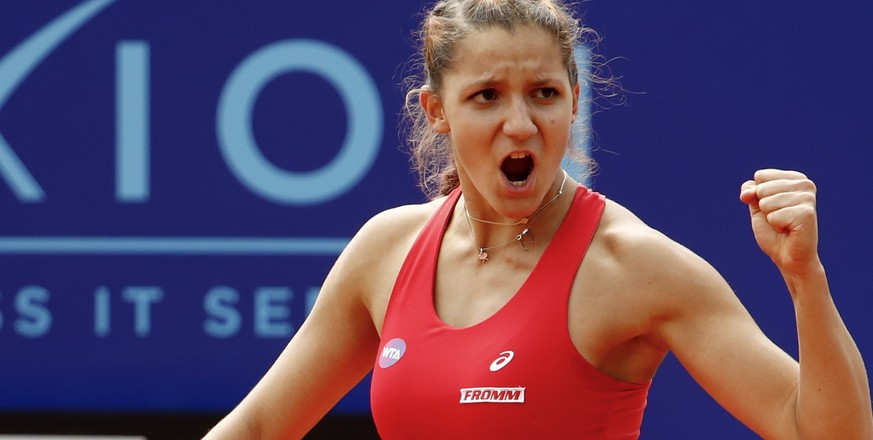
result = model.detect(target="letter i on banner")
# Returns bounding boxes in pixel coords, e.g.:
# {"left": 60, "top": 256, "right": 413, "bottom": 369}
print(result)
{"left": 95, "top": 286, "right": 111, "bottom": 337}
{"left": 116, "top": 41, "right": 150, "bottom": 203}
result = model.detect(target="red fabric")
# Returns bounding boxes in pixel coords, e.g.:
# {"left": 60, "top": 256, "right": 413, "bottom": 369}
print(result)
{"left": 371, "top": 186, "right": 650, "bottom": 439}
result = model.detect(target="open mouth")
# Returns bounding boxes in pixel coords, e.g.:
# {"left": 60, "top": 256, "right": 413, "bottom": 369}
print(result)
{"left": 501, "top": 152, "right": 534, "bottom": 186}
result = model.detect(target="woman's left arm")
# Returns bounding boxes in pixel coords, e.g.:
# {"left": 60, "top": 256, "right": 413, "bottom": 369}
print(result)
{"left": 740, "top": 169, "right": 873, "bottom": 439}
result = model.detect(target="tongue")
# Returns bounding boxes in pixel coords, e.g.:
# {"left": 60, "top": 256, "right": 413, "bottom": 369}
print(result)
{"left": 501, "top": 156, "right": 533, "bottom": 182}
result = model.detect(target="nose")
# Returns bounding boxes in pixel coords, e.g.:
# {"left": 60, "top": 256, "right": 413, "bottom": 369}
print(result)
{"left": 502, "top": 97, "right": 537, "bottom": 140}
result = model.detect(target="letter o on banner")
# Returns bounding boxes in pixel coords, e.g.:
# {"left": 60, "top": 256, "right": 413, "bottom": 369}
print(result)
{"left": 217, "top": 39, "right": 383, "bottom": 206}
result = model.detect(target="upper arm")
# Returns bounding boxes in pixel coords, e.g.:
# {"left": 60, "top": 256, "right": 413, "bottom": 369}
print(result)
{"left": 216, "top": 208, "right": 426, "bottom": 439}
{"left": 646, "top": 237, "right": 800, "bottom": 438}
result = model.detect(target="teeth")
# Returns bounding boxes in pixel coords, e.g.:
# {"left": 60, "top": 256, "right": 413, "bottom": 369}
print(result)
{"left": 504, "top": 152, "right": 532, "bottom": 185}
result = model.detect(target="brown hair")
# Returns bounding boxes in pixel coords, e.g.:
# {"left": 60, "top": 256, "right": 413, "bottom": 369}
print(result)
{"left": 403, "top": 0, "right": 609, "bottom": 199}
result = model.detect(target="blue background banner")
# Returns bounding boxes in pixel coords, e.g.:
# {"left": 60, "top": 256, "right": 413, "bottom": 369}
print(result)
{"left": 1, "top": 1, "right": 871, "bottom": 438}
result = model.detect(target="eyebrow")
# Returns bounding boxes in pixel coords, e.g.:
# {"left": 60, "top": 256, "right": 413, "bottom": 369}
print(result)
{"left": 465, "top": 75, "right": 563, "bottom": 89}
{"left": 530, "top": 77, "right": 560, "bottom": 87}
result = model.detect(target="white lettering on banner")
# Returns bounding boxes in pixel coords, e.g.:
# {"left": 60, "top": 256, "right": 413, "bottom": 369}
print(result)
{"left": 203, "top": 286, "right": 242, "bottom": 338}
{"left": 217, "top": 39, "right": 383, "bottom": 206}
{"left": 0, "top": 287, "right": 52, "bottom": 337}
{"left": 2, "top": 4, "right": 382, "bottom": 206}
{"left": 122, "top": 287, "right": 164, "bottom": 337}
{"left": 115, "top": 40, "right": 150, "bottom": 203}
{"left": 0, "top": 284, "right": 321, "bottom": 339}
{"left": 459, "top": 387, "right": 526, "bottom": 404}
{"left": 202, "top": 286, "right": 304, "bottom": 338}
{"left": 201, "top": 286, "right": 321, "bottom": 338}
{"left": 0, "top": 0, "right": 117, "bottom": 202}
{"left": 94, "top": 286, "right": 111, "bottom": 337}
{"left": 254, "top": 287, "right": 294, "bottom": 337}
{"left": 92, "top": 286, "right": 164, "bottom": 337}
{"left": 14, "top": 286, "right": 52, "bottom": 337}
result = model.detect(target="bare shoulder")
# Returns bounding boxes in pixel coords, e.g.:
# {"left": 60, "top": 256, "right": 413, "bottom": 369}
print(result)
{"left": 346, "top": 197, "right": 444, "bottom": 263}
{"left": 592, "top": 199, "right": 699, "bottom": 273}
{"left": 584, "top": 198, "right": 739, "bottom": 328}
{"left": 329, "top": 196, "right": 447, "bottom": 329}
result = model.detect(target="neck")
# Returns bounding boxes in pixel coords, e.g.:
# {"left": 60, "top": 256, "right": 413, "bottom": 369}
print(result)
{"left": 457, "top": 170, "right": 573, "bottom": 263}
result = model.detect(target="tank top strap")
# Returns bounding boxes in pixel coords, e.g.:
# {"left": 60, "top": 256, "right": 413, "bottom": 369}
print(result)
{"left": 504, "top": 186, "right": 605, "bottom": 320}
{"left": 383, "top": 186, "right": 604, "bottom": 331}
{"left": 536, "top": 185, "right": 605, "bottom": 289}
{"left": 382, "top": 188, "right": 461, "bottom": 328}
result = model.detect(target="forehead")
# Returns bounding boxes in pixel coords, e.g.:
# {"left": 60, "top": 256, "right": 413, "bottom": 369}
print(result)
{"left": 445, "top": 25, "right": 567, "bottom": 85}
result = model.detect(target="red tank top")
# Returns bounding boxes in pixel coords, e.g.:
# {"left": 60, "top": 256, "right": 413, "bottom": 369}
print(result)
{"left": 371, "top": 186, "right": 650, "bottom": 439}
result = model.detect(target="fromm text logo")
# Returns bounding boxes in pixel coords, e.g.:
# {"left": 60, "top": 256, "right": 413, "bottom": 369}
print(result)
{"left": 459, "top": 387, "right": 525, "bottom": 404}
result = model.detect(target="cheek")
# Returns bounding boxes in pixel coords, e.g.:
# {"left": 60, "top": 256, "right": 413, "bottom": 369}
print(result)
{"left": 543, "top": 118, "right": 572, "bottom": 148}
{"left": 544, "top": 117, "right": 569, "bottom": 135}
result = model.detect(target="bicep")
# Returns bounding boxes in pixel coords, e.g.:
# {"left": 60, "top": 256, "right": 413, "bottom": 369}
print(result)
{"left": 658, "top": 257, "right": 799, "bottom": 439}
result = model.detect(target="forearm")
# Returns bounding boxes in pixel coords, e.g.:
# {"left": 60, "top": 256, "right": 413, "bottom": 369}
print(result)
{"left": 202, "top": 405, "right": 263, "bottom": 440}
{"left": 788, "top": 265, "right": 873, "bottom": 439}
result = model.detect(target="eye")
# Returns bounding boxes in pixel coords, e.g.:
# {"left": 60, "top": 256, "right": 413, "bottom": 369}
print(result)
{"left": 472, "top": 88, "right": 498, "bottom": 102}
{"left": 533, "top": 87, "right": 559, "bottom": 99}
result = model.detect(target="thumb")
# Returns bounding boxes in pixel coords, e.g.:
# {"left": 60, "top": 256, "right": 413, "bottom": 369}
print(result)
{"left": 739, "top": 180, "right": 758, "bottom": 207}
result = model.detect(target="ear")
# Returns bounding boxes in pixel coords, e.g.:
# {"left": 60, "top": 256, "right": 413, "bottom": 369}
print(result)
{"left": 570, "top": 83, "right": 581, "bottom": 123}
{"left": 420, "top": 88, "right": 450, "bottom": 134}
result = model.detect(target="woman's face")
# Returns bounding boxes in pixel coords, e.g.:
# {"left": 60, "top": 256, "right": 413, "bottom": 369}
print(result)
{"left": 424, "top": 25, "right": 579, "bottom": 220}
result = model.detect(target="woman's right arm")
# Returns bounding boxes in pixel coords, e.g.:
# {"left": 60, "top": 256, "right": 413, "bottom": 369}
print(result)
{"left": 202, "top": 208, "right": 416, "bottom": 439}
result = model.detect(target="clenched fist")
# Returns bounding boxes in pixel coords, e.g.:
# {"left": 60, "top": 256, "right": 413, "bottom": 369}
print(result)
{"left": 739, "top": 169, "right": 822, "bottom": 279}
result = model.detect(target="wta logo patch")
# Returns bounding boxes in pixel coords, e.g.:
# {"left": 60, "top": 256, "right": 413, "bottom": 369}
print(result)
{"left": 378, "top": 338, "right": 406, "bottom": 368}
{"left": 459, "top": 387, "right": 525, "bottom": 404}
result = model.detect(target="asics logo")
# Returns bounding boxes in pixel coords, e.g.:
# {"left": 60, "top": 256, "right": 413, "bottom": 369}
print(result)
{"left": 489, "top": 350, "right": 515, "bottom": 372}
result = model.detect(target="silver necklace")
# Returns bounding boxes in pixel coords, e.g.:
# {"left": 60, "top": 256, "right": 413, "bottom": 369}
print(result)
{"left": 463, "top": 170, "right": 569, "bottom": 263}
